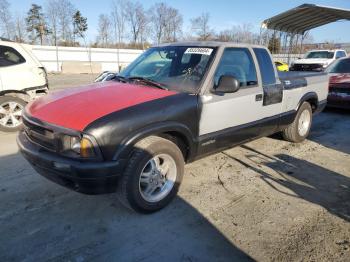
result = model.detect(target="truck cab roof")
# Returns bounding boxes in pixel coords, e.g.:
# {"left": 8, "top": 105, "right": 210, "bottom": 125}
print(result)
{"left": 155, "top": 41, "right": 267, "bottom": 49}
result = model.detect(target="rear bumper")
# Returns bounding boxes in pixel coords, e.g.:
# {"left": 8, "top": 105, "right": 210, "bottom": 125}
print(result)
{"left": 327, "top": 94, "right": 350, "bottom": 109}
{"left": 24, "top": 85, "right": 49, "bottom": 100}
{"left": 17, "top": 130, "right": 124, "bottom": 194}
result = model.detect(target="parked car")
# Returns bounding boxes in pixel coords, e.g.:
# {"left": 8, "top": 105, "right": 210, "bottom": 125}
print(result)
{"left": 274, "top": 61, "right": 289, "bottom": 72}
{"left": 94, "top": 71, "right": 118, "bottom": 82}
{"left": 290, "top": 49, "right": 347, "bottom": 72}
{"left": 325, "top": 57, "right": 350, "bottom": 109}
{"left": 0, "top": 39, "right": 48, "bottom": 132}
{"left": 17, "top": 42, "right": 328, "bottom": 213}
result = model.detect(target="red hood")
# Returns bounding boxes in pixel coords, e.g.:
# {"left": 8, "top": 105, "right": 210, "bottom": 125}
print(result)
{"left": 27, "top": 81, "right": 176, "bottom": 131}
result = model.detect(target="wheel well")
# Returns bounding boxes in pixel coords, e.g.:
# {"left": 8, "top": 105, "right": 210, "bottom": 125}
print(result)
{"left": 305, "top": 97, "right": 318, "bottom": 112}
{"left": 0, "top": 91, "right": 30, "bottom": 102}
{"left": 159, "top": 131, "right": 190, "bottom": 162}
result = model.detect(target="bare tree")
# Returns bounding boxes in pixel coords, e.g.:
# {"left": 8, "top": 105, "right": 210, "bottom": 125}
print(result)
{"left": 217, "top": 23, "right": 259, "bottom": 44}
{"left": 190, "top": 12, "right": 212, "bottom": 40}
{"left": 150, "top": 2, "right": 168, "bottom": 44}
{"left": 231, "top": 23, "right": 256, "bottom": 43}
{"left": 163, "top": 7, "right": 182, "bottom": 42}
{"left": 111, "top": 0, "right": 127, "bottom": 46}
{"left": 125, "top": 1, "right": 148, "bottom": 45}
{"left": 150, "top": 3, "right": 182, "bottom": 44}
{"left": 0, "top": 0, "right": 14, "bottom": 39}
{"left": 14, "top": 13, "right": 27, "bottom": 43}
{"left": 137, "top": 5, "right": 148, "bottom": 48}
{"left": 57, "top": 0, "right": 75, "bottom": 44}
{"left": 98, "top": 14, "right": 111, "bottom": 47}
{"left": 46, "top": 0, "right": 60, "bottom": 46}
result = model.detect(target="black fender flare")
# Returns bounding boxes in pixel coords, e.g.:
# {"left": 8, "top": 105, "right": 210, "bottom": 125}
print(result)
{"left": 297, "top": 91, "right": 318, "bottom": 112}
{"left": 112, "top": 121, "right": 196, "bottom": 161}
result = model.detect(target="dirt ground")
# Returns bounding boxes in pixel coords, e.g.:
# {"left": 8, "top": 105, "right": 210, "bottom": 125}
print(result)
{"left": 0, "top": 74, "right": 349, "bottom": 262}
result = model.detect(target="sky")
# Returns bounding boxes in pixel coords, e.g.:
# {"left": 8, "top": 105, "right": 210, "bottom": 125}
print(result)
{"left": 9, "top": 0, "right": 350, "bottom": 43}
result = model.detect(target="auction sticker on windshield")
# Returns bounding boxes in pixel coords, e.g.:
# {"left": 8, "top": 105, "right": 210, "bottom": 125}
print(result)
{"left": 185, "top": 48, "right": 213, "bottom": 56}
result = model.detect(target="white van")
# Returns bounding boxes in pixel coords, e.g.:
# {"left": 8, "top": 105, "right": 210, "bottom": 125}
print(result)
{"left": 0, "top": 39, "right": 48, "bottom": 132}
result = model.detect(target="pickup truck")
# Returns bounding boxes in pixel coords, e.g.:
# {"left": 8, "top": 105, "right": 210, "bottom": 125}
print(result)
{"left": 290, "top": 49, "right": 347, "bottom": 72}
{"left": 18, "top": 42, "right": 328, "bottom": 213}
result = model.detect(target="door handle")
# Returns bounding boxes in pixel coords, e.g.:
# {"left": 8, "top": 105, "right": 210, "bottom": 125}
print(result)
{"left": 255, "top": 94, "right": 263, "bottom": 101}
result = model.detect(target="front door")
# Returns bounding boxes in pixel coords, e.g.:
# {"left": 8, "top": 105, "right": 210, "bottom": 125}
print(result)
{"left": 198, "top": 47, "right": 265, "bottom": 155}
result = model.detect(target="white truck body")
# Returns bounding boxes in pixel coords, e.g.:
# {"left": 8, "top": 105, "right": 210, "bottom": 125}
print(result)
{"left": 291, "top": 49, "right": 347, "bottom": 71}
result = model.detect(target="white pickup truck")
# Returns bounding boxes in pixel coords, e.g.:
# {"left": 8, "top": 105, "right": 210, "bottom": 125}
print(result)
{"left": 18, "top": 42, "right": 329, "bottom": 212}
{"left": 290, "top": 49, "right": 347, "bottom": 72}
{"left": 0, "top": 39, "right": 48, "bottom": 132}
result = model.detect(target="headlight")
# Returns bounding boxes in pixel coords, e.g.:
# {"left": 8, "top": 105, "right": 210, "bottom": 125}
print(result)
{"left": 63, "top": 135, "right": 96, "bottom": 158}
{"left": 322, "top": 63, "right": 328, "bottom": 68}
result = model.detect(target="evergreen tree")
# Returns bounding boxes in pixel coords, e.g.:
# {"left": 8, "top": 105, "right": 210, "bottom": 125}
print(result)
{"left": 26, "top": 4, "right": 50, "bottom": 45}
{"left": 73, "top": 10, "right": 88, "bottom": 45}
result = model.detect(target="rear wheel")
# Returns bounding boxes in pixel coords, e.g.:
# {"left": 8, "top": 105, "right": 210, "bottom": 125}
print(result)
{"left": 282, "top": 102, "right": 312, "bottom": 143}
{"left": 0, "top": 96, "right": 26, "bottom": 132}
{"left": 116, "top": 136, "right": 184, "bottom": 213}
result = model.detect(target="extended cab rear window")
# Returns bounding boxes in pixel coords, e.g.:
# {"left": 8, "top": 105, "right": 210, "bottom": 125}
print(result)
{"left": 0, "top": 45, "right": 26, "bottom": 67}
{"left": 253, "top": 48, "right": 276, "bottom": 86}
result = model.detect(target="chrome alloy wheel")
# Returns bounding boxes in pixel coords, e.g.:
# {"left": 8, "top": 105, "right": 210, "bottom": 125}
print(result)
{"left": 139, "top": 154, "right": 177, "bottom": 203}
{"left": 0, "top": 101, "right": 24, "bottom": 128}
{"left": 298, "top": 109, "right": 311, "bottom": 137}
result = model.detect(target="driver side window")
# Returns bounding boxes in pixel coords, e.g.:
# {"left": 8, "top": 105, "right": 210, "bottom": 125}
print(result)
{"left": 214, "top": 48, "right": 257, "bottom": 88}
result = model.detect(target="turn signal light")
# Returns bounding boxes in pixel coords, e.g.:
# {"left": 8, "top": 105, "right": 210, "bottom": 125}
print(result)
{"left": 80, "top": 137, "right": 95, "bottom": 158}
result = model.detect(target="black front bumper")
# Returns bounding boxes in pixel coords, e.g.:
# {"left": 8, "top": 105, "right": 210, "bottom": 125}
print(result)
{"left": 17, "top": 131, "right": 125, "bottom": 194}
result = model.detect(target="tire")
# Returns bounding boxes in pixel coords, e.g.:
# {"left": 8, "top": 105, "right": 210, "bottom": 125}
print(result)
{"left": 282, "top": 102, "right": 312, "bottom": 143}
{"left": 0, "top": 96, "right": 27, "bottom": 132}
{"left": 116, "top": 136, "right": 185, "bottom": 213}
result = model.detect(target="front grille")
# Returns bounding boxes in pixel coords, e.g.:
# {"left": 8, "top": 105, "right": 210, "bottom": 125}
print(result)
{"left": 23, "top": 118, "right": 56, "bottom": 151}
{"left": 292, "top": 63, "right": 323, "bottom": 71}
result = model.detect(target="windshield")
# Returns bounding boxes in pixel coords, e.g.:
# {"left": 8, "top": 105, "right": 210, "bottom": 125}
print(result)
{"left": 326, "top": 58, "right": 350, "bottom": 73}
{"left": 304, "top": 51, "right": 334, "bottom": 59}
{"left": 119, "top": 46, "right": 217, "bottom": 93}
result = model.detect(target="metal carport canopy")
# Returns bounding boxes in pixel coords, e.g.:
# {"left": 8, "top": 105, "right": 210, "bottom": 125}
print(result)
{"left": 261, "top": 3, "right": 350, "bottom": 35}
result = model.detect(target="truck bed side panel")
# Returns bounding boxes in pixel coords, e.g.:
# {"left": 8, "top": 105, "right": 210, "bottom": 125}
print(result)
{"left": 281, "top": 73, "right": 329, "bottom": 113}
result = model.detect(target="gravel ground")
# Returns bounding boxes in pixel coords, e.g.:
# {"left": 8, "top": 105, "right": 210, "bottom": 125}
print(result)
{"left": 0, "top": 74, "right": 349, "bottom": 262}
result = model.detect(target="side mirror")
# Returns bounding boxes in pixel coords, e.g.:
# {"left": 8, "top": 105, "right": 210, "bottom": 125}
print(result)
{"left": 215, "top": 75, "right": 240, "bottom": 93}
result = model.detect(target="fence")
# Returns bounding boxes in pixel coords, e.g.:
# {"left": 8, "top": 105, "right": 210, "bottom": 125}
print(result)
{"left": 26, "top": 45, "right": 143, "bottom": 73}
{"left": 24, "top": 44, "right": 303, "bottom": 73}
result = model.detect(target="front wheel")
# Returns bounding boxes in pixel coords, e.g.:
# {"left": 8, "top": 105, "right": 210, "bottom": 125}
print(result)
{"left": 0, "top": 96, "right": 27, "bottom": 132}
{"left": 282, "top": 102, "right": 312, "bottom": 143}
{"left": 116, "top": 136, "right": 184, "bottom": 213}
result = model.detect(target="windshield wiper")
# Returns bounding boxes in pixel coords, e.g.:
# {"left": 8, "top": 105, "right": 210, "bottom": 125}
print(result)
{"left": 111, "top": 75, "right": 128, "bottom": 83}
{"left": 127, "top": 76, "right": 168, "bottom": 90}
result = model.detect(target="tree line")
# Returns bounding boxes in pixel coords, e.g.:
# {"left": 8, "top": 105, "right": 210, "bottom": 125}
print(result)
{"left": 0, "top": 0, "right": 312, "bottom": 50}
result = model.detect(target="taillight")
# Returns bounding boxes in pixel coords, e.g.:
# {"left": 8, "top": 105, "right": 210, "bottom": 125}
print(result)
{"left": 329, "top": 76, "right": 335, "bottom": 91}
{"left": 38, "top": 67, "right": 48, "bottom": 84}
